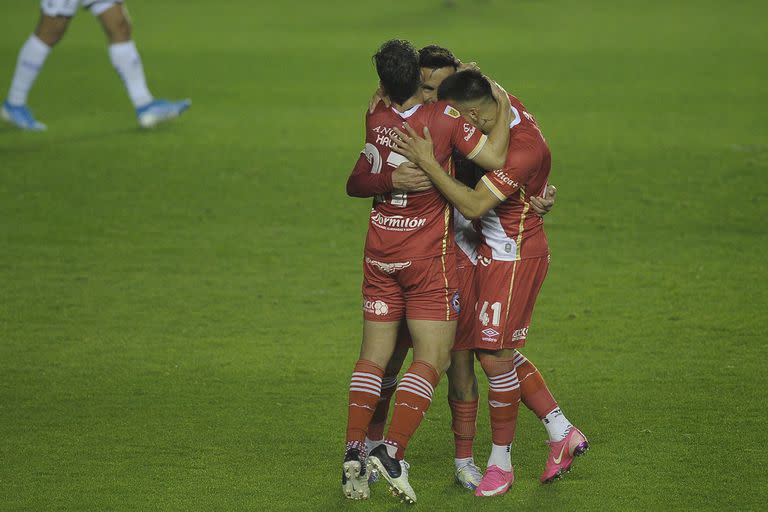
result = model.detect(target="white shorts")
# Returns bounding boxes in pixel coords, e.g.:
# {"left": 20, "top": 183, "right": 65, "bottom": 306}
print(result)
{"left": 41, "top": 0, "right": 123, "bottom": 17}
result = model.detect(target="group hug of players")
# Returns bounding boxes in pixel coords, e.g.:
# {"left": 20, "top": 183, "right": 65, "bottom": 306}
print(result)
{"left": 340, "top": 40, "right": 589, "bottom": 504}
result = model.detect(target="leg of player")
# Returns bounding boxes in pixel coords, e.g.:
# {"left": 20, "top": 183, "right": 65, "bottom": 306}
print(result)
{"left": 474, "top": 349, "right": 521, "bottom": 497}
{"left": 96, "top": 3, "right": 190, "bottom": 128}
{"left": 365, "top": 332, "right": 408, "bottom": 485}
{"left": 342, "top": 319, "right": 399, "bottom": 500}
{"left": 446, "top": 349, "right": 482, "bottom": 490}
{"left": 367, "top": 319, "right": 455, "bottom": 504}
{"left": 2, "top": 13, "right": 70, "bottom": 131}
{"left": 366, "top": 336, "right": 407, "bottom": 451}
{"left": 514, "top": 351, "right": 589, "bottom": 483}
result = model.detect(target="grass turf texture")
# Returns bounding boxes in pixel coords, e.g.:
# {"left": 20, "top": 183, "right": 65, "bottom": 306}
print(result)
{"left": 1, "top": 0, "right": 766, "bottom": 510}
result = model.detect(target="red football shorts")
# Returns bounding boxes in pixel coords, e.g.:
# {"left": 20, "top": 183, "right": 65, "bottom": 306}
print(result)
{"left": 471, "top": 255, "right": 549, "bottom": 350}
{"left": 452, "top": 258, "right": 477, "bottom": 352}
{"left": 362, "top": 252, "right": 459, "bottom": 322}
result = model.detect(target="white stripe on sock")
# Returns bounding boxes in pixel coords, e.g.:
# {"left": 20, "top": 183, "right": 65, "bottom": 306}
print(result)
{"left": 352, "top": 372, "right": 382, "bottom": 384}
{"left": 396, "top": 386, "right": 432, "bottom": 401}
{"left": 381, "top": 376, "right": 397, "bottom": 389}
{"left": 403, "top": 373, "right": 434, "bottom": 394}
{"left": 350, "top": 382, "right": 380, "bottom": 394}
{"left": 398, "top": 375, "right": 433, "bottom": 397}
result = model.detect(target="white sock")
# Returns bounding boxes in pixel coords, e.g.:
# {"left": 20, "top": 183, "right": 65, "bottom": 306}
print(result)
{"left": 542, "top": 407, "right": 573, "bottom": 442}
{"left": 108, "top": 40, "right": 153, "bottom": 108}
{"left": 364, "top": 437, "right": 382, "bottom": 455}
{"left": 487, "top": 443, "right": 512, "bottom": 472}
{"left": 454, "top": 456, "right": 474, "bottom": 470}
{"left": 7, "top": 35, "right": 51, "bottom": 106}
{"left": 384, "top": 442, "right": 398, "bottom": 459}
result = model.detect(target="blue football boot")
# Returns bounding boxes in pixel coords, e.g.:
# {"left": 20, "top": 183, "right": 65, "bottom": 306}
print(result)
{"left": 2, "top": 100, "right": 46, "bottom": 131}
{"left": 136, "top": 98, "right": 191, "bottom": 128}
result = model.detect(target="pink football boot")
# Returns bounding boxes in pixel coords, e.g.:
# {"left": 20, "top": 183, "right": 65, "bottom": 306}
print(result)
{"left": 540, "top": 427, "right": 589, "bottom": 483}
{"left": 474, "top": 465, "right": 514, "bottom": 497}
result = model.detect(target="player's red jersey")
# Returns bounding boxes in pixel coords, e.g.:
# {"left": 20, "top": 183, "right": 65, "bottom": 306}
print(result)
{"left": 478, "top": 94, "right": 551, "bottom": 261}
{"left": 350, "top": 101, "right": 488, "bottom": 263}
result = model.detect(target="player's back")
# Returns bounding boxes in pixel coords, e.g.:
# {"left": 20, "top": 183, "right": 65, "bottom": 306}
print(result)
{"left": 363, "top": 101, "right": 487, "bottom": 263}
{"left": 478, "top": 94, "right": 551, "bottom": 261}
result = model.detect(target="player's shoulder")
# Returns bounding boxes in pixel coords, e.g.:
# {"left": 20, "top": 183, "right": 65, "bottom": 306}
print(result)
{"left": 507, "top": 92, "right": 524, "bottom": 108}
{"left": 365, "top": 103, "right": 400, "bottom": 136}
{"left": 425, "top": 100, "right": 462, "bottom": 120}
{"left": 507, "top": 93, "right": 537, "bottom": 127}
{"left": 366, "top": 102, "right": 393, "bottom": 124}
{"left": 417, "top": 101, "right": 463, "bottom": 134}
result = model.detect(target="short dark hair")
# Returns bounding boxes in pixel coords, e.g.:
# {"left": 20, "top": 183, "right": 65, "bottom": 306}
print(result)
{"left": 418, "top": 45, "right": 460, "bottom": 70}
{"left": 437, "top": 69, "right": 492, "bottom": 103}
{"left": 373, "top": 39, "right": 420, "bottom": 105}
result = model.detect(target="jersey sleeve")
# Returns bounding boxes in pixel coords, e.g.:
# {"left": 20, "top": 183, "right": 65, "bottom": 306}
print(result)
{"left": 480, "top": 143, "right": 540, "bottom": 200}
{"left": 347, "top": 112, "right": 396, "bottom": 197}
{"left": 346, "top": 152, "right": 394, "bottom": 197}
{"left": 439, "top": 104, "right": 488, "bottom": 160}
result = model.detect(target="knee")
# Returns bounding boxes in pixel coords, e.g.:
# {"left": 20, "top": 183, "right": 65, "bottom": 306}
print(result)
{"left": 436, "top": 353, "right": 452, "bottom": 374}
{"left": 477, "top": 353, "right": 493, "bottom": 373}
{"left": 35, "top": 16, "right": 69, "bottom": 46}
{"left": 100, "top": 6, "right": 132, "bottom": 43}
{"left": 477, "top": 351, "right": 517, "bottom": 380}
{"left": 106, "top": 16, "right": 131, "bottom": 43}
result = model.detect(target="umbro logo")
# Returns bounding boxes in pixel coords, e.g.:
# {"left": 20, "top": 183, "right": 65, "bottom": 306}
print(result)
{"left": 482, "top": 328, "right": 499, "bottom": 337}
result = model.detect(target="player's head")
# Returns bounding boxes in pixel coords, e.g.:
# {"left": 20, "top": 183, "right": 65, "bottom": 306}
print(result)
{"left": 437, "top": 69, "right": 497, "bottom": 133}
{"left": 419, "top": 45, "right": 460, "bottom": 104}
{"left": 373, "top": 39, "right": 421, "bottom": 106}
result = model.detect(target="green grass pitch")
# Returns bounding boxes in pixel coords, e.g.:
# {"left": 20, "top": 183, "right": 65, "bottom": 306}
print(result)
{"left": 1, "top": 0, "right": 766, "bottom": 510}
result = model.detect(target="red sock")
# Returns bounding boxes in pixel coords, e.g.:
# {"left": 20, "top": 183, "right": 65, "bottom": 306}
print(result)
{"left": 345, "top": 359, "right": 384, "bottom": 445}
{"left": 480, "top": 357, "right": 521, "bottom": 446}
{"left": 514, "top": 352, "right": 558, "bottom": 419}
{"left": 385, "top": 360, "right": 440, "bottom": 458}
{"left": 367, "top": 374, "right": 397, "bottom": 441}
{"left": 449, "top": 398, "right": 478, "bottom": 459}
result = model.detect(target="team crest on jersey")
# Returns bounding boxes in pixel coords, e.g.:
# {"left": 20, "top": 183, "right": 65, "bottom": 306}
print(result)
{"left": 451, "top": 291, "right": 461, "bottom": 314}
{"left": 443, "top": 105, "right": 461, "bottom": 118}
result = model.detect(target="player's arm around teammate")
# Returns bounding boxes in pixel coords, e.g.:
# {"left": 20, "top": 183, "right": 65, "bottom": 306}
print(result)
{"left": 393, "top": 121, "right": 502, "bottom": 219}
{"left": 346, "top": 160, "right": 432, "bottom": 198}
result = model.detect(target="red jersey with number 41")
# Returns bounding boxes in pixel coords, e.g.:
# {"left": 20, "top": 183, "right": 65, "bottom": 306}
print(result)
{"left": 477, "top": 94, "right": 551, "bottom": 262}
{"left": 352, "top": 101, "right": 488, "bottom": 263}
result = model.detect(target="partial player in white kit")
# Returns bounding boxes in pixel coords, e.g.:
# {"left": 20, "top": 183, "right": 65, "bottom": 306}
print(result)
{"left": 2, "top": 0, "right": 190, "bottom": 130}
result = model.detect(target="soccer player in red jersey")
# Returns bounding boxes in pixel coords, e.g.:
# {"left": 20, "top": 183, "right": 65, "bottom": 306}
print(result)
{"left": 341, "top": 40, "right": 512, "bottom": 504}
{"left": 364, "top": 45, "right": 577, "bottom": 492}
{"left": 393, "top": 69, "right": 589, "bottom": 496}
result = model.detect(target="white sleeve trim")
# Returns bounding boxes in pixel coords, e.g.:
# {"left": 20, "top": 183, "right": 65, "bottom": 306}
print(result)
{"left": 467, "top": 134, "right": 488, "bottom": 160}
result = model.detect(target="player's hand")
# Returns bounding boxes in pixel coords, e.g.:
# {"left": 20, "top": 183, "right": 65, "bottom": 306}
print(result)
{"left": 392, "top": 162, "right": 432, "bottom": 192}
{"left": 489, "top": 78, "right": 512, "bottom": 123}
{"left": 458, "top": 60, "right": 480, "bottom": 72}
{"left": 368, "top": 84, "right": 391, "bottom": 114}
{"left": 391, "top": 123, "right": 436, "bottom": 168}
{"left": 529, "top": 184, "right": 557, "bottom": 216}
